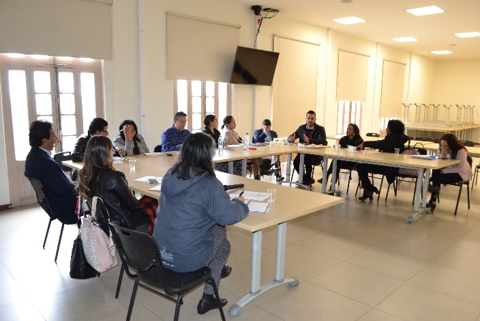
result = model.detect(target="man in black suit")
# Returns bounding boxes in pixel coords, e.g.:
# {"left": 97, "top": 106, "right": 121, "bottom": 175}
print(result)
{"left": 288, "top": 110, "right": 327, "bottom": 185}
{"left": 24, "top": 120, "right": 78, "bottom": 224}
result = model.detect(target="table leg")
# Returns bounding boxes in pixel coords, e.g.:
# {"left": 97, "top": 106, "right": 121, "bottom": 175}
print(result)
{"left": 329, "top": 159, "right": 339, "bottom": 195}
{"left": 408, "top": 168, "right": 425, "bottom": 223}
{"left": 229, "top": 224, "right": 299, "bottom": 317}
{"left": 284, "top": 154, "right": 292, "bottom": 183}
{"left": 422, "top": 169, "right": 431, "bottom": 209}
{"left": 241, "top": 159, "right": 247, "bottom": 177}
{"left": 298, "top": 153, "right": 304, "bottom": 184}
{"left": 228, "top": 161, "right": 233, "bottom": 174}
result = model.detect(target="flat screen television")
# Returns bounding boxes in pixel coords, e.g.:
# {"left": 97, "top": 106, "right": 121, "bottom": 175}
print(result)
{"left": 229, "top": 46, "right": 280, "bottom": 86}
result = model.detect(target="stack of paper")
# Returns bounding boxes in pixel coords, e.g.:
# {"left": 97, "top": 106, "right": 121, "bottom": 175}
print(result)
{"left": 229, "top": 190, "right": 269, "bottom": 201}
{"left": 247, "top": 201, "right": 269, "bottom": 213}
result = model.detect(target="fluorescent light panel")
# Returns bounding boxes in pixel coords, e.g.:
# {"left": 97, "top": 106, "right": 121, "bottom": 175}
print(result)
{"left": 431, "top": 50, "right": 452, "bottom": 55}
{"left": 406, "top": 5, "right": 444, "bottom": 16}
{"left": 393, "top": 37, "right": 418, "bottom": 42}
{"left": 455, "top": 32, "right": 480, "bottom": 38}
{"left": 333, "top": 16, "right": 366, "bottom": 25}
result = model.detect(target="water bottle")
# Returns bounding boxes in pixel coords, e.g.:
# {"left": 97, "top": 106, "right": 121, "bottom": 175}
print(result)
{"left": 245, "top": 133, "right": 250, "bottom": 147}
{"left": 218, "top": 137, "right": 224, "bottom": 156}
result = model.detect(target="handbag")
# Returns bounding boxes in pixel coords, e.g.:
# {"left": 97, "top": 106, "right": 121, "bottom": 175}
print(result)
{"left": 69, "top": 233, "right": 98, "bottom": 279}
{"left": 80, "top": 196, "right": 118, "bottom": 273}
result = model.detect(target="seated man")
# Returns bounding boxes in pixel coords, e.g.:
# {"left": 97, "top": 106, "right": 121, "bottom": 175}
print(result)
{"left": 288, "top": 110, "right": 327, "bottom": 185}
{"left": 253, "top": 119, "right": 282, "bottom": 180}
{"left": 24, "top": 120, "right": 78, "bottom": 224}
{"left": 71, "top": 117, "right": 109, "bottom": 180}
{"left": 161, "top": 111, "right": 191, "bottom": 152}
{"left": 71, "top": 117, "right": 109, "bottom": 162}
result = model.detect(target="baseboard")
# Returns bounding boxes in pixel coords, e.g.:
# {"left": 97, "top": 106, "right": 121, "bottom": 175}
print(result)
{"left": 0, "top": 204, "right": 13, "bottom": 211}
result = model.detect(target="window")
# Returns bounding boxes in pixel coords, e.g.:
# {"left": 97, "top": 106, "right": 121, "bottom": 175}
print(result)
{"left": 174, "top": 80, "right": 232, "bottom": 132}
{"left": 0, "top": 54, "right": 104, "bottom": 158}
{"left": 337, "top": 101, "right": 362, "bottom": 135}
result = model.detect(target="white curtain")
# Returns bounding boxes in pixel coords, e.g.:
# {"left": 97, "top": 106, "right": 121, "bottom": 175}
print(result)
{"left": 0, "top": 0, "right": 112, "bottom": 59}
{"left": 166, "top": 13, "right": 240, "bottom": 82}
{"left": 380, "top": 60, "right": 406, "bottom": 118}
{"left": 336, "top": 50, "right": 369, "bottom": 102}
{"left": 273, "top": 36, "right": 320, "bottom": 137}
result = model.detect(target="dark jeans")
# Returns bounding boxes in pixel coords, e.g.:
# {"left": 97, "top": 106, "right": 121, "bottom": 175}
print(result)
{"left": 431, "top": 170, "right": 463, "bottom": 187}
{"left": 294, "top": 154, "right": 322, "bottom": 180}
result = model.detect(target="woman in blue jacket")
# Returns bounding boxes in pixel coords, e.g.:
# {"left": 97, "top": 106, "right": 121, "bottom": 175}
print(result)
{"left": 153, "top": 132, "right": 249, "bottom": 315}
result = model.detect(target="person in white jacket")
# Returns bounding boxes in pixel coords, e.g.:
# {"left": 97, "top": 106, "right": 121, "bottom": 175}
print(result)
{"left": 427, "top": 133, "right": 473, "bottom": 212}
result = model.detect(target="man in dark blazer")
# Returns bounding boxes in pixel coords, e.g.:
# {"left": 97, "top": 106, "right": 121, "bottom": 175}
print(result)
{"left": 253, "top": 119, "right": 278, "bottom": 143}
{"left": 24, "top": 120, "right": 78, "bottom": 224}
{"left": 288, "top": 110, "right": 328, "bottom": 185}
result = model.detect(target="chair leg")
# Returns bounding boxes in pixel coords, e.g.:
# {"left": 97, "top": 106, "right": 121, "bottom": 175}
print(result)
{"left": 346, "top": 170, "right": 352, "bottom": 195}
{"left": 54, "top": 223, "right": 65, "bottom": 263}
{"left": 454, "top": 184, "right": 463, "bottom": 216}
{"left": 126, "top": 277, "right": 140, "bottom": 321}
{"left": 43, "top": 218, "right": 53, "bottom": 249}
{"left": 115, "top": 263, "right": 125, "bottom": 299}
{"left": 385, "top": 183, "right": 391, "bottom": 201}
{"left": 173, "top": 294, "right": 184, "bottom": 321}
{"left": 467, "top": 182, "right": 470, "bottom": 209}
{"left": 377, "top": 176, "right": 384, "bottom": 202}
{"left": 208, "top": 277, "right": 226, "bottom": 321}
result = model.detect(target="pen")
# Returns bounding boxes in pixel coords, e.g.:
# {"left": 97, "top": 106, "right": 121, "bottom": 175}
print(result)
{"left": 239, "top": 191, "right": 244, "bottom": 197}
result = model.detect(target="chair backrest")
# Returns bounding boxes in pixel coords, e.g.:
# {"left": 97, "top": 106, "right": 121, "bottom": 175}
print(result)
{"left": 28, "top": 178, "right": 56, "bottom": 220}
{"left": 366, "top": 133, "right": 380, "bottom": 137}
{"left": 434, "top": 138, "right": 440, "bottom": 143}
{"left": 414, "top": 136, "right": 434, "bottom": 142}
{"left": 109, "top": 223, "right": 172, "bottom": 294}
{"left": 467, "top": 155, "right": 473, "bottom": 169}
{"left": 54, "top": 151, "right": 72, "bottom": 172}
{"left": 153, "top": 145, "right": 162, "bottom": 152}
{"left": 461, "top": 140, "right": 474, "bottom": 147}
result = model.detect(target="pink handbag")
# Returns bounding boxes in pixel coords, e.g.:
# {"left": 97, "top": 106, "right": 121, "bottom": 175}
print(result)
{"left": 80, "top": 197, "right": 118, "bottom": 273}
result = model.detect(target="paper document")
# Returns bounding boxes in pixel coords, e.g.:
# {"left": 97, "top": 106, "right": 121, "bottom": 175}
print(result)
{"left": 135, "top": 176, "right": 163, "bottom": 183}
{"left": 301, "top": 144, "right": 328, "bottom": 149}
{"left": 230, "top": 190, "right": 269, "bottom": 201}
{"left": 247, "top": 201, "right": 269, "bottom": 213}
{"left": 145, "top": 152, "right": 163, "bottom": 156}
{"left": 149, "top": 185, "right": 161, "bottom": 191}
{"left": 113, "top": 157, "right": 124, "bottom": 164}
{"left": 411, "top": 155, "right": 437, "bottom": 160}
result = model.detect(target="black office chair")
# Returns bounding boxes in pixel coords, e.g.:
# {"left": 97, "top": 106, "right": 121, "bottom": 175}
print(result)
{"left": 290, "top": 157, "right": 323, "bottom": 186}
{"left": 54, "top": 151, "right": 72, "bottom": 173}
{"left": 473, "top": 161, "right": 480, "bottom": 190}
{"left": 153, "top": 144, "right": 162, "bottom": 152}
{"left": 109, "top": 223, "right": 226, "bottom": 321}
{"left": 366, "top": 133, "right": 380, "bottom": 137}
{"left": 448, "top": 156, "right": 472, "bottom": 216}
{"left": 414, "top": 136, "right": 434, "bottom": 142}
{"left": 28, "top": 178, "right": 66, "bottom": 262}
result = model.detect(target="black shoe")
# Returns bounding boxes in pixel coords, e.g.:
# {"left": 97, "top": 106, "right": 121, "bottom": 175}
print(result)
{"left": 426, "top": 200, "right": 437, "bottom": 213}
{"left": 359, "top": 189, "right": 374, "bottom": 201}
{"left": 303, "top": 177, "right": 315, "bottom": 185}
{"left": 254, "top": 175, "right": 261, "bottom": 181}
{"left": 318, "top": 178, "right": 323, "bottom": 184}
{"left": 197, "top": 297, "right": 228, "bottom": 315}
{"left": 221, "top": 265, "right": 232, "bottom": 279}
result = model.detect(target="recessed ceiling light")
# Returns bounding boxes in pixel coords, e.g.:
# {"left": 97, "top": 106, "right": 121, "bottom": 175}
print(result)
{"left": 455, "top": 32, "right": 480, "bottom": 38}
{"left": 31, "top": 55, "right": 49, "bottom": 59}
{"left": 6, "top": 53, "right": 24, "bottom": 58}
{"left": 406, "top": 5, "right": 444, "bottom": 16}
{"left": 431, "top": 50, "right": 452, "bottom": 55}
{"left": 333, "top": 16, "right": 366, "bottom": 25}
{"left": 57, "top": 56, "right": 73, "bottom": 60}
{"left": 393, "top": 37, "right": 418, "bottom": 42}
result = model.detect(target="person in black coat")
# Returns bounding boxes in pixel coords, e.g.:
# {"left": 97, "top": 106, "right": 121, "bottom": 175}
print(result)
{"left": 77, "top": 136, "right": 151, "bottom": 231}
{"left": 24, "top": 120, "right": 78, "bottom": 224}
{"left": 356, "top": 119, "right": 409, "bottom": 201}
{"left": 202, "top": 114, "right": 221, "bottom": 147}
{"left": 320, "top": 123, "right": 363, "bottom": 184}
{"left": 288, "top": 110, "right": 328, "bottom": 185}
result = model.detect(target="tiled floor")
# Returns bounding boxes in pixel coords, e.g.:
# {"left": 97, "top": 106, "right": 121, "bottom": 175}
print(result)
{"left": 1, "top": 170, "right": 480, "bottom": 320}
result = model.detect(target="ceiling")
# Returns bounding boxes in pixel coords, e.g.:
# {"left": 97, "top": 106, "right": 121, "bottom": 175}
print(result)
{"left": 223, "top": 0, "right": 480, "bottom": 60}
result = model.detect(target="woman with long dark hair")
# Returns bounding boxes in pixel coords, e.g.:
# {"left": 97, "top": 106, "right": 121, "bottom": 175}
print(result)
{"left": 356, "top": 119, "right": 409, "bottom": 201}
{"left": 202, "top": 114, "right": 221, "bottom": 146}
{"left": 113, "top": 119, "right": 149, "bottom": 156}
{"left": 77, "top": 136, "right": 151, "bottom": 231}
{"left": 427, "top": 133, "right": 472, "bottom": 212}
{"left": 154, "top": 132, "right": 249, "bottom": 315}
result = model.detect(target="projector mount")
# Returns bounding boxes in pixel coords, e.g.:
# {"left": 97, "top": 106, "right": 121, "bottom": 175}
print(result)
{"left": 251, "top": 5, "right": 279, "bottom": 47}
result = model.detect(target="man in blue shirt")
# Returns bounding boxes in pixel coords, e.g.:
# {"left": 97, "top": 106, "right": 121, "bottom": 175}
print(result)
{"left": 253, "top": 119, "right": 278, "bottom": 143}
{"left": 161, "top": 112, "right": 191, "bottom": 152}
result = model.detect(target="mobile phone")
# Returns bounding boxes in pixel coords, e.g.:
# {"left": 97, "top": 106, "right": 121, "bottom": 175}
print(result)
{"left": 166, "top": 153, "right": 173, "bottom": 157}
{"left": 148, "top": 178, "right": 158, "bottom": 184}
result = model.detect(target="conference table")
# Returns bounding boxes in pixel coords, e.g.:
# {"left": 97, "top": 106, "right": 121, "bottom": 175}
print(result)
{"left": 405, "top": 123, "right": 480, "bottom": 140}
{"left": 63, "top": 155, "right": 343, "bottom": 317}
{"left": 295, "top": 146, "right": 459, "bottom": 223}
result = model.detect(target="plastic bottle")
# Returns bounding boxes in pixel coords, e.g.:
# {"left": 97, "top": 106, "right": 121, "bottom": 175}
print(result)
{"left": 245, "top": 133, "right": 250, "bottom": 147}
{"left": 218, "top": 137, "right": 224, "bottom": 155}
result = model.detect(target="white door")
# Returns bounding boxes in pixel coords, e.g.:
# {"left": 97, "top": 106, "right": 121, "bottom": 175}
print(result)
{"left": 0, "top": 54, "right": 104, "bottom": 207}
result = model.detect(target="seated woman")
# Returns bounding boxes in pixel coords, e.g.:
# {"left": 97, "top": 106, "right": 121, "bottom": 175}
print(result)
{"left": 153, "top": 132, "right": 249, "bottom": 315}
{"left": 202, "top": 114, "right": 221, "bottom": 146}
{"left": 427, "top": 133, "right": 473, "bottom": 212}
{"left": 319, "top": 123, "right": 363, "bottom": 184}
{"left": 356, "top": 119, "right": 409, "bottom": 201}
{"left": 113, "top": 119, "right": 150, "bottom": 156}
{"left": 77, "top": 136, "right": 152, "bottom": 232}
{"left": 220, "top": 115, "right": 263, "bottom": 180}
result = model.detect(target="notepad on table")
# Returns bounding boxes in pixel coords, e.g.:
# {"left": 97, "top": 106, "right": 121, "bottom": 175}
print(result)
{"left": 230, "top": 190, "right": 269, "bottom": 201}
{"left": 247, "top": 201, "right": 269, "bottom": 213}
{"left": 411, "top": 155, "right": 437, "bottom": 160}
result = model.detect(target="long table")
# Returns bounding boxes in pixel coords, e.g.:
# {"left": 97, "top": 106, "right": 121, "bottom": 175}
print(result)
{"left": 63, "top": 156, "right": 342, "bottom": 317}
{"left": 295, "top": 147, "right": 459, "bottom": 223}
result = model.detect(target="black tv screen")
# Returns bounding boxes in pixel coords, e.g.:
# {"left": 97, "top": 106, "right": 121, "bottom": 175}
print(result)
{"left": 229, "top": 46, "right": 279, "bottom": 86}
